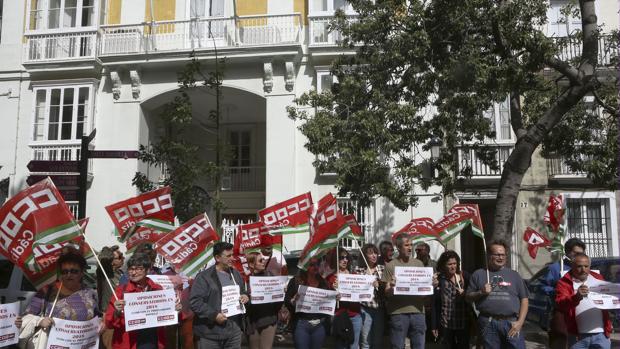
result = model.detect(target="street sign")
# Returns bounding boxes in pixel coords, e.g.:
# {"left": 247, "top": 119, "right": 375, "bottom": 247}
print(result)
{"left": 27, "top": 160, "right": 79, "bottom": 173}
{"left": 89, "top": 150, "right": 139, "bottom": 159}
{"left": 26, "top": 175, "right": 79, "bottom": 189}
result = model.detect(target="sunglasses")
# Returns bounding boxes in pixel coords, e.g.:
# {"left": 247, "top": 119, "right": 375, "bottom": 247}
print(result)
{"left": 61, "top": 269, "right": 81, "bottom": 275}
{"left": 338, "top": 255, "right": 349, "bottom": 260}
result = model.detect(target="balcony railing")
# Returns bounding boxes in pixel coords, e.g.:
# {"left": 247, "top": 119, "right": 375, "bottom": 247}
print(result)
{"left": 337, "top": 197, "right": 374, "bottom": 248}
{"left": 221, "top": 166, "right": 265, "bottom": 192}
{"left": 99, "top": 14, "right": 302, "bottom": 56}
{"left": 552, "top": 35, "right": 618, "bottom": 66}
{"left": 30, "top": 143, "right": 93, "bottom": 174}
{"left": 457, "top": 144, "right": 514, "bottom": 177}
{"left": 24, "top": 29, "right": 98, "bottom": 62}
{"left": 546, "top": 156, "right": 589, "bottom": 177}
{"left": 308, "top": 14, "right": 357, "bottom": 46}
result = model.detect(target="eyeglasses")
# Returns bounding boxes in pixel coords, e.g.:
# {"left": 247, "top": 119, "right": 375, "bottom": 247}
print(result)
{"left": 338, "top": 255, "right": 349, "bottom": 260}
{"left": 61, "top": 269, "right": 81, "bottom": 275}
{"left": 128, "top": 266, "right": 146, "bottom": 272}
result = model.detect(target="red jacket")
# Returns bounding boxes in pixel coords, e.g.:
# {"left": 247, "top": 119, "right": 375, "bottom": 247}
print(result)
{"left": 555, "top": 271, "right": 612, "bottom": 338}
{"left": 104, "top": 278, "right": 167, "bottom": 349}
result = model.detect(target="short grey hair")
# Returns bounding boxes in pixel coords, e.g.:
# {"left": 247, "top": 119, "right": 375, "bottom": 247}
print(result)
{"left": 393, "top": 233, "right": 410, "bottom": 249}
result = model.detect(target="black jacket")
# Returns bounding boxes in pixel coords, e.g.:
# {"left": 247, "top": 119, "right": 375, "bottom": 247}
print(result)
{"left": 190, "top": 265, "right": 247, "bottom": 339}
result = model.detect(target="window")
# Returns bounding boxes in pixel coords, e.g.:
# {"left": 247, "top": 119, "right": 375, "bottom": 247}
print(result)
{"left": 229, "top": 130, "right": 251, "bottom": 168}
{"left": 310, "top": 0, "right": 353, "bottom": 14}
{"left": 189, "top": 0, "right": 225, "bottom": 17}
{"left": 547, "top": 0, "right": 582, "bottom": 37}
{"left": 566, "top": 198, "right": 612, "bottom": 258}
{"left": 316, "top": 69, "right": 336, "bottom": 93}
{"left": 482, "top": 97, "right": 512, "bottom": 141}
{"left": 28, "top": 0, "right": 96, "bottom": 30}
{"left": 32, "top": 85, "right": 92, "bottom": 142}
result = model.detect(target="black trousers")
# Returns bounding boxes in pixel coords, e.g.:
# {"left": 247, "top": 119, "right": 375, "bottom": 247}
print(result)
{"left": 439, "top": 327, "right": 469, "bottom": 349}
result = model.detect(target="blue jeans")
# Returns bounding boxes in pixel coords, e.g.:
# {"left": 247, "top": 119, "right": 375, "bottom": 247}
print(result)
{"left": 294, "top": 319, "right": 328, "bottom": 349}
{"left": 389, "top": 313, "right": 425, "bottom": 349}
{"left": 477, "top": 316, "right": 525, "bottom": 349}
{"left": 360, "top": 307, "right": 384, "bottom": 349}
{"left": 568, "top": 332, "right": 610, "bottom": 349}
{"left": 334, "top": 314, "right": 362, "bottom": 349}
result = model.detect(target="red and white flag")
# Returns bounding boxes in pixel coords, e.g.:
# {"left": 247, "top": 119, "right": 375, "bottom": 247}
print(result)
{"left": 0, "top": 178, "right": 82, "bottom": 289}
{"left": 258, "top": 192, "right": 313, "bottom": 235}
{"left": 155, "top": 213, "right": 219, "bottom": 278}
{"left": 391, "top": 217, "right": 438, "bottom": 244}
{"left": 105, "top": 187, "right": 175, "bottom": 243}
{"left": 523, "top": 227, "right": 551, "bottom": 259}
{"left": 544, "top": 194, "right": 565, "bottom": 234}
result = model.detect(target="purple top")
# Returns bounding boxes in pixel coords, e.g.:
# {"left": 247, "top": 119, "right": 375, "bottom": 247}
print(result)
{"left": 26, "top": 286, "right": 98, "bottom": 321}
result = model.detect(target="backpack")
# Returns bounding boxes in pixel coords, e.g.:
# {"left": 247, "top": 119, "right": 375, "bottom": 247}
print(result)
{"left": 332, "top": 311, "right": 354, "bottom": 345}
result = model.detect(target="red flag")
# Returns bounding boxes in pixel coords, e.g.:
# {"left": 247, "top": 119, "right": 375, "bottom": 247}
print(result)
{"left": 0, "top": 178, "right": 81, "bottom": 289}
{"left": 235, "top": 221, "right": 270, "bottom": 255}
{"left": 258, "top": 192, "right": 313, "bottom": 235}
{"left": 105, "top": 187, "right": 175, "bottom": 240}
{"left": 155, "top": 213, "right": 219, "bottom": 277}
{"left": 544, "top": 194, "right": 565, "bottom": 234}
{"left": 523, "top": 227, "right": 551, "bottom": 259}
{"left": 391, "top": 217, "right": 438, "bottom": 243}
{"left": 344, "top": 214, "right": 363, "bottom": 238}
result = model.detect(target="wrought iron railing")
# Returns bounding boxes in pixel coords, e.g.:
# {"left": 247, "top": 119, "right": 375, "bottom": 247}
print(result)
{"left": 552, "top": 35, "right": 618, "bottom": 66}
{"left": 221, "top": 166, "right": 266, "bottom": 192}
{"left": 457, "top": 144, "right": 514, "bottom": 177}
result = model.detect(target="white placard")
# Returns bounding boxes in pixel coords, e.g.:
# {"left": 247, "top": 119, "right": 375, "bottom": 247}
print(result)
{"left": 573, "top": 278, "right": 620, "bottom": 310}
{"left": 394, "top": 266, "right": 434, "bottom": 295}
{"left": 337, "top": 274, "right": 376, "bottom": 302}
{"left": 221, "top": 285, "right": 244, "bottom": 317}
{"left": 46, "top": 317, "right": 100, "bottom": 349}
{"left": 0, "top": 302, "right": 19, "bottom": 347}
{"left": 124, "top": 289, "right": 178, "bottom": 331}
{"left": 147, "top": 274, "right": 189, "bottom": 290}
{"left": 249, "top": 276, "right": 288, "bottom": 304}
{"left": 295, "top": 285, "right": 337, "bottom": 316}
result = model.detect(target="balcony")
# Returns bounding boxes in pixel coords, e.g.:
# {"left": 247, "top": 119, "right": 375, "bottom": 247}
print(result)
{"left": 24, "top": 29, "right": 98, "bottom": 63}
{"left": 308, "top": 14, "right": 358, "bottom": 47}
{"left": 457, "top": 144, "right": 514, "bottom": 178}
{"left": 546, "top": 156, "right": 589, "bottom": 180}
{"left": 30, "top": 143, "right": 93, "bottom": 176}
{"left": 99, "top": 14, "right": 302, "bottom": 57}
{"left": 552, "top": 35, "right": 618, "bottom": 66}
{"left": 221, "top": 166, "right": 265, "bottom": 192}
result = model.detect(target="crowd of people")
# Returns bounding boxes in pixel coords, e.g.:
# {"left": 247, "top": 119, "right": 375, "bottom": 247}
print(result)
{"left": 11, "top": 235, "right": 613, "bottom": 349}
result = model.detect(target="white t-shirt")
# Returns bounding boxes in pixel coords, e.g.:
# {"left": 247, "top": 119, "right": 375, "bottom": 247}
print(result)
{"left": 574, "top": 274, "right": 605, "bottom": 334}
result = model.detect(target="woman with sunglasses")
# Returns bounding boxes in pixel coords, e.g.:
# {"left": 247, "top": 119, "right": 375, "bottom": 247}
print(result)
{"left": 245, "top": 253, "right": 282, "bottom": 349}
{"left": 16, "top": 247, "right": 99, "bottom": 345}
{"left": 104, "top": 253, "right": 181, "bottom": 349}
{"left": 326, "top": 248, "right": 362, "bottom": 349}
{"left": 284, "top": 258, "right": 331, "bottom": 349}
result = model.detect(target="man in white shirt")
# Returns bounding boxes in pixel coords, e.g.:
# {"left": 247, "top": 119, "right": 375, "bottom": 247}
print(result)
{"left": 555, "top": 253, "right": 612, "bottom": 349}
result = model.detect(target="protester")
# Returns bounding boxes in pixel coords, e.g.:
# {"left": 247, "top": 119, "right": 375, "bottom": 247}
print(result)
{"left": 431, "top": 250, "right": 469, "bottom": 349}
{"left": 105, "top": 253, "right": 178, "bottom": 349}
{"left": 414, "top": 242, "right": 437, "bottom": 271}
{"left": 541, "top": 238, "right": 586, "bottom": 349}
{"left": 190, "top": 241, "right": 249, "bottom": 349}
{"left": 378, "top": 241, "right": 394, "bottom": 266}
{"left": 16, "top": 247, "right": 99, "bottom": 347}
{"left": 326, "top": 248, "right": 362, "bottom": 349}
{"left": 555, "top": 253, "right": 612, "bottom": 349}
{"left": 466, "top": 240, "right": 529, "bottom": 349}
{"left": 135, "top": 244, "right": 162, "bottom": 274}
{"left": 284, "top": 258, "right": 331, "bottom": 349}
{"left": 354, "top": 243, "right": 385, "bottom": 349}
{"left": 261, "top": 244, "right": 288, "bottom": 276}
{"left": 246, "top": 253, "right": 282, "bottom": 349}
{"left": 382, "top": 234, "right": 427, "bottom": 349}
{"left": 96, "top": 246, "right": 124, "bottom": 349}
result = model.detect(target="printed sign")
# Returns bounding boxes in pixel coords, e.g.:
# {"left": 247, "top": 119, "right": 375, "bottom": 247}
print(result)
{"left": 0, "top": 302, "right": 19, "bottom": 347}
{"left": 295, "top": 285, "right": 337, "bottom": 316}
{"left": 574, "top": 279, "right": 620, "bottom": 310}
{"left": 337, "top": 274, "right": 376, "bottom": 302}
{"left": 46, "top": 317, "right": 100, "bottom": 349}
{"left": 221, "top": 285, "right": 244, "bottom": 317}
{"left": 124, "top": 289, "right": 178, "bottom": 331}
{"left": 249, "top": 276, "right": 288, "bottom": 304}
{"left": 394, "top": 266, "right": 434, "bottom": 295}
{"left": 147, "top": 274, "right": 189, "bottom": 291}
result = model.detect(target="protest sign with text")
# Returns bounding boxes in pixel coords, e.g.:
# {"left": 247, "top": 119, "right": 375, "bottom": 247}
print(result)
{"left": 249, "top": 276, "right": 288, "bottom": 304}
{"left": 46, "top": 317, "right": 100, "bottom": 349}
{"left": 147, "top": 274, "right": 189, "bottom": 291}
{"left": 221, "top": 285, "right": 244, "bottom": 317}
{"left": 0, "top": 302, "right": 19, "bottom": 347}
{"left": 295, "top": 285, "right": 337, "bottom": 316}
{"left": 573, "top": 279, "right": 620, "bottom": 310}
{"left": 124, "top": 289, "right": 178, "bottom": 331}
{"left": 337, "top": 274, "right": 376, "bottom": 302}
{"left": 155, "top": 213, "right": 218, "bottom": 278}
{"left": 394, "top": 266, "right": 434, "bottom": 295}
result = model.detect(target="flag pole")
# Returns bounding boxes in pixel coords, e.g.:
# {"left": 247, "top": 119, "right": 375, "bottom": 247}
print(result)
{"left": 482, "top": 238, "right": 490, "bottom": 284}
{"left": 81, "top": 233, "right": 119, "bottom": 301}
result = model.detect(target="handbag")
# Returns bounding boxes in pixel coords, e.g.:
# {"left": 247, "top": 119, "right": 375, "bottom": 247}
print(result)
{"left": 332, "top": 312, "right": 354, "bottom": 346}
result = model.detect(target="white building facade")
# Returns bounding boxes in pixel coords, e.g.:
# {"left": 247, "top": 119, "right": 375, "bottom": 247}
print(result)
{"left": 0, "top": 0, "right": 617, "bottom": 277}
